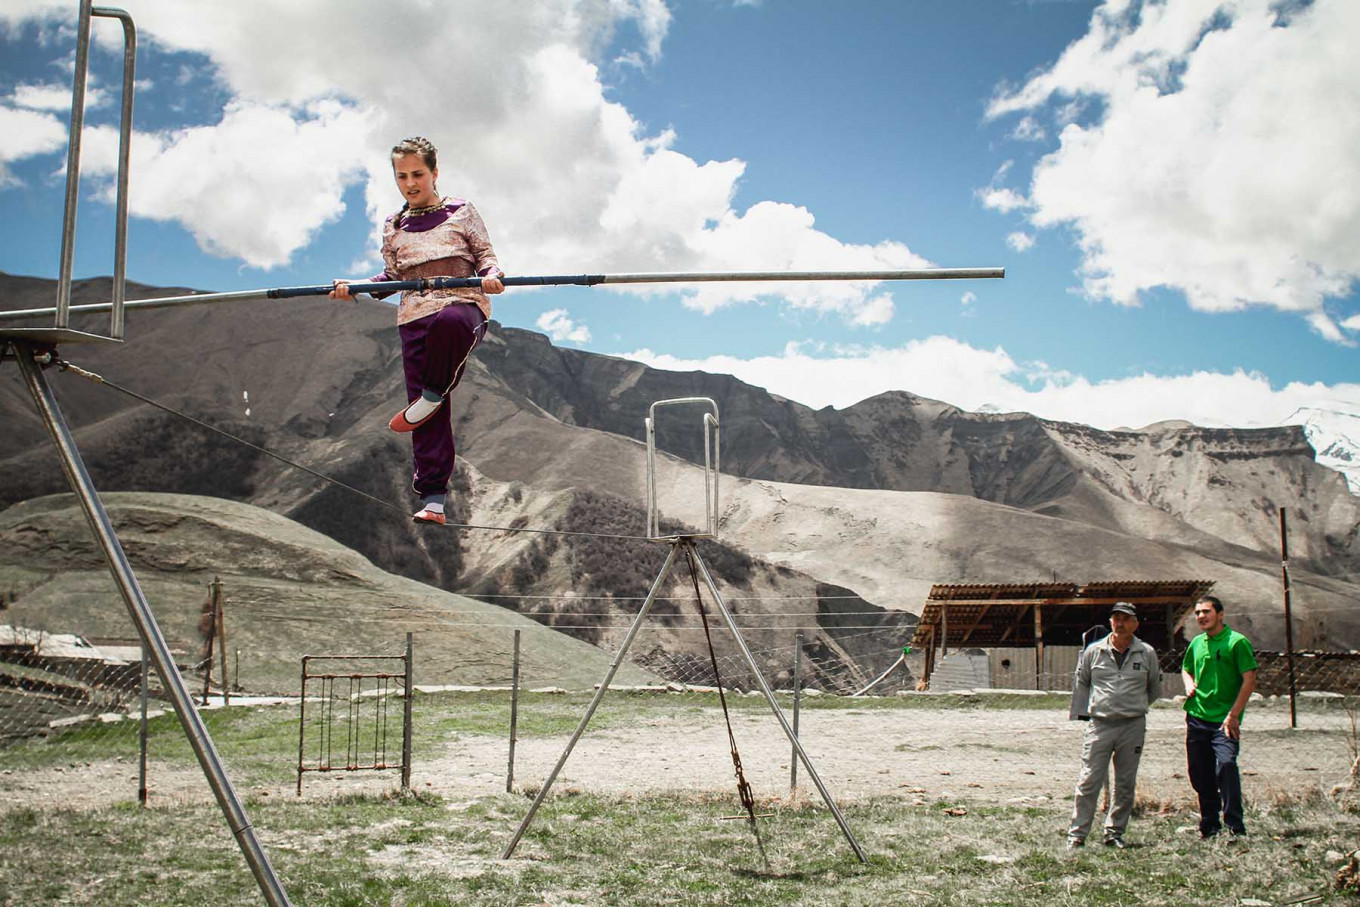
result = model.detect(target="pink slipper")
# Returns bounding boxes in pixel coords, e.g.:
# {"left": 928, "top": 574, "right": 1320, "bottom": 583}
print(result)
{"left": 389, "top": 395, "right": 442, "bottom": 433}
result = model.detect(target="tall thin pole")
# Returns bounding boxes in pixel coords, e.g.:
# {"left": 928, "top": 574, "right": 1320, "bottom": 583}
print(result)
{"left": 138, "top": 642, "right": 149, "bottom": 806}
{"left": 402, "top": 633, "right": 414, "bottom": 791}
{"left": 200, "top": 581, "right": 216, "bottom": 707}
{"left": 1280, "top": 508, "right": 1298, "bottom": 729}
{"left": 790, "top": 632, "right": 803, "bottom": 793}
{"left": 12, "top": 343, "right": 293, "bottom": 906}
{"left": 54, "top": 0, "right": 93, "bottom": 329}
{"left": 215, "top": 576, "right": 229, "bottom": 706}
{"left": 507, "top": 629, "right": 521, "bottom": 793}
{"left": 296, "top": 657, "right": 309, "bottom": 797}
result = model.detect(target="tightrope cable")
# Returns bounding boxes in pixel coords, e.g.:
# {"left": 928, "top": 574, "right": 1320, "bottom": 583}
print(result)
{"left": 55, "top": 358, "right": 655, "bottom": 543}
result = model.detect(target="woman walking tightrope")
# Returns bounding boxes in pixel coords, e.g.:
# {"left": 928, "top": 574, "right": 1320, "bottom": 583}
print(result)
{"left": 332, "top": 136, "right": 504, "bottom": 524}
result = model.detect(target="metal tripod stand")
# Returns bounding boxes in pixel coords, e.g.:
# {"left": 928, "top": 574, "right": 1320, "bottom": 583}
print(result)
{"left": 502, "top": 399, "right": 867, "bottom": 862}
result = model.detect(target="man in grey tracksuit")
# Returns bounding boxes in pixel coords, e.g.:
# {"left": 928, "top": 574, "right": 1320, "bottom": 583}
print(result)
{"left": 1066, "top": 601, "right": 1161, "bottom": 849}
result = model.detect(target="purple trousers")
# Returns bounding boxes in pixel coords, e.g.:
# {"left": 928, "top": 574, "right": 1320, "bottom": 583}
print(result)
{"left": 398, "top": 303, "right": 488, "bottom": 498}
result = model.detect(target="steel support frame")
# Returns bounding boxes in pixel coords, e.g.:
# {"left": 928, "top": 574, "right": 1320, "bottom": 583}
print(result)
{"left": 501, "top": 536, "right": 867, "bottom": 863}
{"left": 9, "top": 341, "right": 293, "bottom": 907}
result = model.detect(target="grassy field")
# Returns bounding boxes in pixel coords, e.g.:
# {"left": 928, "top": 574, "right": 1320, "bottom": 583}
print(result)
{"left": 3, "top": 785, "right": 1359, "bottom": 905}
{"left": 4, "top": 691, "right": 1360, "bottom": 904}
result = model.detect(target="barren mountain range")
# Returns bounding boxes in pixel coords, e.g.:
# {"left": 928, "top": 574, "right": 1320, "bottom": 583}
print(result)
{"left": 2, "top": 273, "right": 1357, "bottom": 661}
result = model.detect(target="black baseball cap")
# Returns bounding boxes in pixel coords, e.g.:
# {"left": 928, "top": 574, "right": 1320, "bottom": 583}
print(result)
{"left": 1111, "top": 602, "right": 1137, "bottom": 617}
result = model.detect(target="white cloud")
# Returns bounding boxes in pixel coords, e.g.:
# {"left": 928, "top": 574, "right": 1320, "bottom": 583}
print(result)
{"left": 618, "top": 336, "right": 1360, "bottom": 432}
{"left": 80, "top": 100, "right": 372, "bottom": 269}
{"left": 1342, "top": 314, "right": 1360, "bottom": 332}
{"left": 977, "top": 187, "right": 1030, "bottom": 213}
{"left": 1, "top": 0, "right": 914, "bottom": 327}
{"left": 11, "top": 80, "right": 104, "bottom": 111}
{"left": 0, "top": 105, "right": 66, "bottom": 185}
{"left": 1009, "top": 115, "right": 1046, "bottom": 142}
{"left": 961, "top": 291, "right": 977, "bottom": 306}
{"left": 1006, "top": 231, "right": 1035, "bottom": 252}
{"left": 986, "top": 0, "right": 1360, "bottom": 340}
{"left": 536, "top": 308, "right": 592, "bottom": 344}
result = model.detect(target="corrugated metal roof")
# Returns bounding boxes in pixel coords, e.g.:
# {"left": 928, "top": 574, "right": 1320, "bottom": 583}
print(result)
{"left": 910, "top": 579, "right": 1215, "bottom": 649}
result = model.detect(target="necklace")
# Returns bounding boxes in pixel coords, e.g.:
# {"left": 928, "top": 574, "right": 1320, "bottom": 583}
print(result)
{"left": 405, "top": 197, "right": 446, "bottom": 218}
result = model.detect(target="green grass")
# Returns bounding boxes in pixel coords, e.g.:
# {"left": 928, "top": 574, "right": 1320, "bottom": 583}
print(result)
{"left": 5, "top": 689, "right": 1360, "bottom": 904}
{"left": 2, "top": 789, "right": 1358, "bottom": 905}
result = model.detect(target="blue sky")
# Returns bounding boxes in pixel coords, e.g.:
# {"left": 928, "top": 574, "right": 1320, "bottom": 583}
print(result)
{"left": 1, "top": 0, "right": 1357, "bottom": 432}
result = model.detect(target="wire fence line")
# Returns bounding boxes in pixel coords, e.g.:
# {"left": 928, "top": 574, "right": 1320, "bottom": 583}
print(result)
{"left": 3, "top": 606, "right": 1360, "bottom": 808}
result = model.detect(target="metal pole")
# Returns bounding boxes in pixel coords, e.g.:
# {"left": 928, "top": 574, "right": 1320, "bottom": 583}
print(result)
{"left": 502, "top": 542, "right": 682, "bottom": 859}
{"left": 402, "top": 633, "right": 414, "bottom": 791}
{"left": 138, "top": 641, "right": 148, "bottom": 806}
{"left": 296, "top": 656, "right": 308, "bottom": 797}
{"left": 91, "top": 6, "right": 135, "bottom": 340}
{"left": 11, "top": 343, "right": 293, "bottom": 907}
{"left": 507, "top": 629, "right": 521, "bottom": 793}
{"left": 0, "top": 268, "right": 1005, "bottom": 323}
{"left": 688, "top": 541, "right": 868, "bottom": 862}
{"left": 1280, "top": 508, "right": 1298, "bottom": 729}
{"left": 55, "top": 0, "right": 94, "bottom": 329}
{"left": 790, "top": 632, "right": 802, "bottom": 792}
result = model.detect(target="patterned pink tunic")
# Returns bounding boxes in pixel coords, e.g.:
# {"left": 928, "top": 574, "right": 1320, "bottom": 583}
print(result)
{"left": 378, "top": 199, "right": 501, "bottom": 325}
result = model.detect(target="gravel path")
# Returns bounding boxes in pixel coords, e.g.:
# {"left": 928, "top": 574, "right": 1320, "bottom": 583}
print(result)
{"left": 3, "top": 704, "right": 1349, "bottom": 811}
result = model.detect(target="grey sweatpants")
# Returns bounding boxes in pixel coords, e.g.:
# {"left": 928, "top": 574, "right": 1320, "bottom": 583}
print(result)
{"left": 1068, "top": 714, "right": 1146, "bottom": 842}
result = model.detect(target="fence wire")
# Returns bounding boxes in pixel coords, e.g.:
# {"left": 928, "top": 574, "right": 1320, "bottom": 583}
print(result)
{"left": 3, "top": 597, "right": 1359, "bottom": 819}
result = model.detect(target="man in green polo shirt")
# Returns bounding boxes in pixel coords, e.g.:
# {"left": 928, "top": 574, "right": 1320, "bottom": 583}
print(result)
{"left": 1181, "top": 594, "right": 1258, "bottom": 838}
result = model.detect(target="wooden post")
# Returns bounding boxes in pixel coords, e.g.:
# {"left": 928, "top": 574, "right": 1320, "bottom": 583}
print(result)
{"left": 507, "top": 629, "right": 521, "bottom": 793}
{"left": 941, "top": 602, "right": 950, "bottom": 659}
{"left": 790, "top": 631, "right": 803, "bottom": 792}
{"left": 1033, "top": 604, "right": 1045, "bottom": 692}
{"left": 402, "top": 632, "right": 414, "bottom": 791}
{"left": 213, "top": 576, "right": 228, "bottom": 706}
{"left": 200, "top": 580, "right": 216, "bottom": 707}
{"left": 925, "top": 625, "right": 937, "bottom": 690}
{"left": 1280, "top": 508, "right": 1298, "bottom": 729}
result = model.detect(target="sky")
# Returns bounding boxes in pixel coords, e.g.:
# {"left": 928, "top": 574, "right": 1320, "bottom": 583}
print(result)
{"left": 1, "top": 0, "right": 1358, "bottom": 433}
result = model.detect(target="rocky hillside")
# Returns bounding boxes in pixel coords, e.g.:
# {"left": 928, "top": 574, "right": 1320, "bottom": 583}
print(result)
{"left": 2, "top": 273, "right": 1357, "bottom": 654}
{"left": 0, "top": 492, "right": 660, "bottom": 692}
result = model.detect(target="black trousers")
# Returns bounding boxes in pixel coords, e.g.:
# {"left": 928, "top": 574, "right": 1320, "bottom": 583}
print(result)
{"left": 1186, "top": 714, "right": 1245, "bottom": 835}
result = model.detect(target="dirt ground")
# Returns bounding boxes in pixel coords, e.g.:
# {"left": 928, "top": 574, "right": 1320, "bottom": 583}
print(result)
{"left": 3, "top": 703, "right": 1351, "bottom": 812}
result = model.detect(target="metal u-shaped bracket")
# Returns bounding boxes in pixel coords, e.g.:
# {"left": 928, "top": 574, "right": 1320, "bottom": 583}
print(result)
{"left": 645, "top": 397, "right": 720, "bottom": 539}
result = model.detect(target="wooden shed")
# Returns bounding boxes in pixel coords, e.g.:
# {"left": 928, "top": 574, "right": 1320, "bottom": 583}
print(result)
{"left": 910, "top": 580, "right": 1214, "bottom": 690}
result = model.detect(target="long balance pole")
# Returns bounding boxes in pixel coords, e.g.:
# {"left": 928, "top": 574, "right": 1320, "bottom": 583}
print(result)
{"left": 0, "top": 268, "right": 1004, "bottom": 322}
{"left": 12, "top": 342, "right": 293, "bottom": 907}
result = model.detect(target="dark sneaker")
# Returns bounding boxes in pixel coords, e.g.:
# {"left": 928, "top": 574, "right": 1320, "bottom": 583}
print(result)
{"left": 1103, "top": 837, "right": 1128, "bottom": 849}
{"left": 1066, "top": 838, "right": 1085, "bottom": 850}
